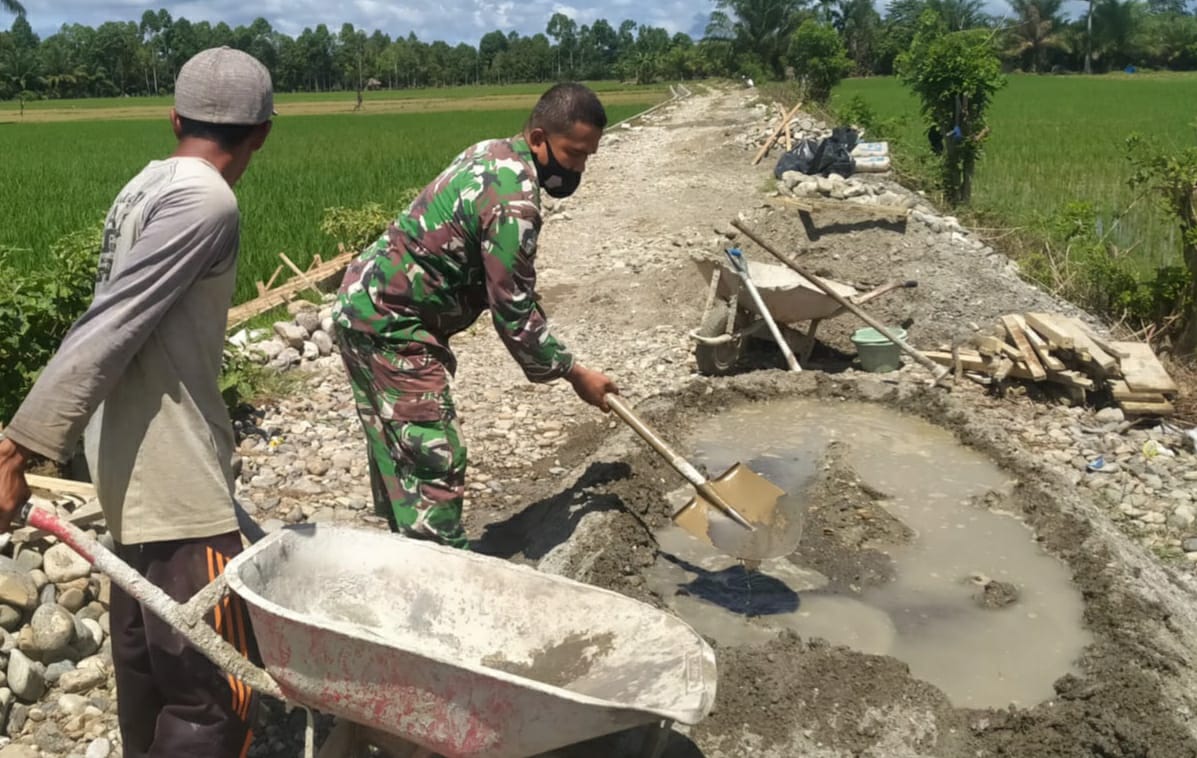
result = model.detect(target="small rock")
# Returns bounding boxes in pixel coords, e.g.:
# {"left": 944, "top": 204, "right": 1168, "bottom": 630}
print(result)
{"left": 12, "top": 551, "right": 41, "bottom": 573}
{"left": 0, "top": 745, "right": 38, "bottom": 758}
{"left": 321, "top": 316, "right": 335, "bottom": 334}
{"left": 1170, "top": 505, "right": 1196, "bottom": 530}
{"left": 85, "top": 738, "right": 111, "bottom": 758}
{"left": 7, "top": 651, "right": 45, "bottom": 702}
{"left": 57, "top": 693, "right": 88, "bottom": 717}
{"left": 294, "top": 310, "right": 321, "bottom": 334}
{"left": 273, "top": 322, "right": 308, "bottom": 349}
{"left": 43, "top": 660, "right": 74, "bottom": 685}
{"left": 1182, "top": 537, "right": 1197, "bottom": 553}
{"left": 30, "top": 605, "right": 75, "bottom": 661}
{"left": 306, "top": 458, "right": 331, "bottom": 477}
{"left": 271, "top": 347, "right": 302, "bottom": 370}
{"left": 0, "top": 606, "right": 21, "bottom": 633}
{"left": 0, "top": 572, "right": 36, "bottom": 612}
{"left": 38, "top": 583, "right": 56, "bottom": 606}
{"left": 33, "top": 720, "right": 72, "bottom": 755}
{"left": 75, "top": 619, "right": 103, "bottom": 658}
{"left": 254, "top": 339, "right": 286, "bottom": 362}
{"left": 311, "top": 330, "right": 334, "bottom": 356}
{"left": 43, "top": 545, "right": 91, "bottom": 584}
{"left": 58, "top": 666, "right": 106, "bottom": 694}
{"left": 286, "top": 300, "right": 316, "bottom": 316}
{"left": 58, "top": 588, "right": 86, "bottom": 614}
{"left": 1095, "top": 407, "right": 1125, "bottom": 424}
{"left": 301, "top": 341, "right": 320, "bottom": 361}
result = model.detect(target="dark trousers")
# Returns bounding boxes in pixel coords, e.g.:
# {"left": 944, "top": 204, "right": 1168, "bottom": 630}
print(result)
{"left": 111, "top": 532, "right": 259, "bottom": 758}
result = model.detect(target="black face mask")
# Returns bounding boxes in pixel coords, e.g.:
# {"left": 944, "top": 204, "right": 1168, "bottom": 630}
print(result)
{"left": 533, "top": 140, "right": 582, "bottom": 199}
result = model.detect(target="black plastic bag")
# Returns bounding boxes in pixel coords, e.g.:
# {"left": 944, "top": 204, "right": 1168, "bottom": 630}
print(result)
{"left": 773, "top": 138, "right": 819, "bottom": 178}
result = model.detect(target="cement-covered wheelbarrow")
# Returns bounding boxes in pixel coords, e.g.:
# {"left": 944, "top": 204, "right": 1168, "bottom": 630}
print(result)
{"left": 19, "top": 506, "right": 717, "bottom": 758}
{"left": 689, "top": 253, "right": 916, "bottom": 375}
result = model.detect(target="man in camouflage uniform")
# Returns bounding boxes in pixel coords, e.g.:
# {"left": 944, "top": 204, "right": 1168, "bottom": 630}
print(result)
{"left": 333, "top": 83, "right": 618, "bottom": 549}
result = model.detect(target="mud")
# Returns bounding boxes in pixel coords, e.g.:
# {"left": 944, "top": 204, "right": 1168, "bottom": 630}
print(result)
{"left": 483, "top": 372, "right": 1197, "bottom": 757}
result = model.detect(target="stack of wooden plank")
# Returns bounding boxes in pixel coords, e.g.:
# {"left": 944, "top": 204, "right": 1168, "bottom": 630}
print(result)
{"left": 923, "top": 312, "right": 1179, "bottom": 416}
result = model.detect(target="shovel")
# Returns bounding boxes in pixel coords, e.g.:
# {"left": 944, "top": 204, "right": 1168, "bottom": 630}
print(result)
{"left": 606, "top": 395, "right": 798, "bottom": 561}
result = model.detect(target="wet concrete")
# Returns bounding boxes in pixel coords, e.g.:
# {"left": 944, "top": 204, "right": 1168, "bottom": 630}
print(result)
{"left": 650, "top": 399, "right": 1093, "bottom": 709}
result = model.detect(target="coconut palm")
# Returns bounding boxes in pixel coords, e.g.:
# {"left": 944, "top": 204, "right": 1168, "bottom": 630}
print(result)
{"left": 833, "top": 0, "right": 882, "bottom": 72}
{"left": 1006, "top": 0, "right": 1069, "bottom": 71}
{"left": 709, "top": 0, "right": 807, "bottom": 76}
{"left": 1091, "top": 0, "right": 1146, "bottom": 70}
{"left": 1, "top": 0, "right": 25, "bottom": 15}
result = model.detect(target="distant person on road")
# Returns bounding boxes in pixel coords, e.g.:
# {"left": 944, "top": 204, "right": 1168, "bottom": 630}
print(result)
{"left": 332, "top": 82, "right": 618, "bottom": 549}
{"left": 0, "top": 46, "right": 274, "bottom": 758}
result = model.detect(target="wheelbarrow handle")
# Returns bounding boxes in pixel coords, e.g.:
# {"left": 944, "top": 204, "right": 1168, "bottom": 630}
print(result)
{"left": 16, "top": 502, "right": 283, "bottom": 700}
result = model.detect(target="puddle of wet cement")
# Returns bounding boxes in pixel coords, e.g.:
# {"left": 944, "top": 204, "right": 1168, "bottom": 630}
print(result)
{"left": 649, "top": 399, "right": 1093, "bottom": 709}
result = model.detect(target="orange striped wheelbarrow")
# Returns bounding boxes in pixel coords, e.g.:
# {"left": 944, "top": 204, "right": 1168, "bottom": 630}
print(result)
{"left": 19, "top": 505, "right": 717, "bottom": 758}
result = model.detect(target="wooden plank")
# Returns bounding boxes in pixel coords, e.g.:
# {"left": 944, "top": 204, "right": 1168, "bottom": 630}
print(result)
{"left": 1080, "top": 326, "right": 1130, "bottom": 359}
{"left": 1111, "top": 341, "right": 1178, "bottom": 395}
{"left": 226, "top": 250, "right": 354, "bottom": 330}
{"left": 1061, "top": 319, "right": 1117, "bottom": 375}
{"left": 1000, "top": 315, "right": 1047, "bottom": 381}
{"left": 752, "top": 100, "right": 804, "bottom": 165}
{"left": 1046, "top": 370, "right": 1095, "bottom": 390}
{"left": 1119, "top": 398, "right": 1176, "bottom": 417}
{"left": 1108, "top": 379, "right": 1168, "bottom": 403}
{"left": 1016, "top": 315, "right": 1067, "bottom": 371}
{"left": 26, "top": 474, "right": 95, "bottom": 498}
{"left": 1024, "top": 313, "right": 1075, "bottom": 350}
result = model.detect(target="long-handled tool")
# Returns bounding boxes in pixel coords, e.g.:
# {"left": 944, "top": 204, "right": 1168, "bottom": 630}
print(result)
{"left": 725, "top": 247, "right": 801, "bottom": 372}
{"left": 731, "top": 219, "right": 951, "bottom": 383}
{"left": 606, "top": 395, "right": 798, "bottom": 561}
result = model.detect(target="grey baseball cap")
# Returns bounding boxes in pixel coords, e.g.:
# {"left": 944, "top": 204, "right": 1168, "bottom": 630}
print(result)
{"left": 175, "top": 46, "right": 275, "bottom": 126}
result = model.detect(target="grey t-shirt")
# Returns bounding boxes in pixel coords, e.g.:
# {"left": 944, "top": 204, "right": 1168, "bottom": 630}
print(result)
{"left": 5, "top": 157, "right": 241, "bottom": 543}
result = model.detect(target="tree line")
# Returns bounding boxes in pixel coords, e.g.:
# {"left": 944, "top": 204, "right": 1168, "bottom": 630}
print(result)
{"left": 0, "top": 0, "right": 1193, "bottom": 104}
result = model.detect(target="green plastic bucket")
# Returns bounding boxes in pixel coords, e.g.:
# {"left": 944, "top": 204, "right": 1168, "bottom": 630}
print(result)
{"left": 851, "top": 327, "right": 907, "bottom": 373}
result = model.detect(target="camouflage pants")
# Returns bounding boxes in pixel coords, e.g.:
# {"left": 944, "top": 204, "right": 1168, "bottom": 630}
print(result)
{"left": 334, "top": 327, "right": 469, "bottom": 549}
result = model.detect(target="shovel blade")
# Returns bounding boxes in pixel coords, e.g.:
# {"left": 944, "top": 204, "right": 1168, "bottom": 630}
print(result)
{"left": 671, "top": 462, "right": 800, "bottom": 561}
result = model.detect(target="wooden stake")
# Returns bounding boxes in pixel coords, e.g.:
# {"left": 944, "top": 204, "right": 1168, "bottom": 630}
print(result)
{"left": 752, "top": 101, "right": 804, "bottom": 166}
{"left": 279, "top": 253, "right": 322, "bottom": 297}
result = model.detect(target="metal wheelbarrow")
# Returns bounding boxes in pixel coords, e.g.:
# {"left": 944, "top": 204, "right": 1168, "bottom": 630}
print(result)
{"left": 20, "top": 507, "right": 717, "bottom": 758}
{"left": 689, "top": 254, "right": 915, "bottom": 375}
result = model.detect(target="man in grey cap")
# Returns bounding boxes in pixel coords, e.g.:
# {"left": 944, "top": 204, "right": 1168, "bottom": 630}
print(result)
{"left": 0, "top": 47, "right": 273, "bottom": 757}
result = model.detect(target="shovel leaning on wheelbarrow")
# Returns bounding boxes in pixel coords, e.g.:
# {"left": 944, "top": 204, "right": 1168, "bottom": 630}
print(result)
{"left": 605, "top": 395, "right": 799, "bottom": 562}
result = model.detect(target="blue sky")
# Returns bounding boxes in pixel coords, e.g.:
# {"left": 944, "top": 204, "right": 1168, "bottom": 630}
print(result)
{"left": 16, "top": 0, "right": 1094, "bottom": 44}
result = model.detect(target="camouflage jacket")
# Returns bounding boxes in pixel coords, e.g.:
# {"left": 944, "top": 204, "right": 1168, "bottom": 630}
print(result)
{"left": 332, "top": 136, "right": 573, "bottom": 383}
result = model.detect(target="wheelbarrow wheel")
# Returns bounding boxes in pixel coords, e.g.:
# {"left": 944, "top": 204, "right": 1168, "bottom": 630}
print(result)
{"left": 694, "top": 300, "right": 746, "bottom": 376}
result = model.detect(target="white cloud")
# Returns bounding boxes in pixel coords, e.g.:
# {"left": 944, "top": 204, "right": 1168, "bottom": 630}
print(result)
{"left": 20, "top": 0, "right": 718, "bottom": 42}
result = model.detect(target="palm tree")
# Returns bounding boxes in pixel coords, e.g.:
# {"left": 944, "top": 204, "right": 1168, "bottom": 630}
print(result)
{"left": 1006, "top": 0, "right": 1069, "bottom": 71}
{"left": 1091, "top": 0, "right": 1146, "bottom": 70}
{"left": 926, "top": 0, "right": 988, "bottom": 30}
{"left": 833, "top": 0, "right": 882, "bottom": 73}
{"left": 711, "top": 0, "right": 807, "bottom": 76}
{"left": 1, "top": 0, "right": 25, "bottom": 15}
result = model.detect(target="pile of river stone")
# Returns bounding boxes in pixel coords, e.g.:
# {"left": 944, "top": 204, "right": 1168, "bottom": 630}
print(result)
{"left": 0, "top": 499, "right": 117, "bottom": 758}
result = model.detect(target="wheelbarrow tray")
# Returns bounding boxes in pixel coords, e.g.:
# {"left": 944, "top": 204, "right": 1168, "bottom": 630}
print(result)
{"left": 224, "top": 525, "right": 717, "bottom": 758}
{"left": 692, "top": 256, "right": 857, "bottom": 323}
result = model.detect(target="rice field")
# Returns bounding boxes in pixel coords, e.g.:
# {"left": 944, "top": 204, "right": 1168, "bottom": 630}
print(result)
{"left": 833, "top": 73, "right": 1197, "bottom": 271}
{"left": 0, "top": 85, "right": 662, "bottom": 303}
